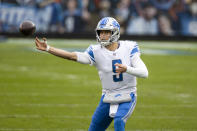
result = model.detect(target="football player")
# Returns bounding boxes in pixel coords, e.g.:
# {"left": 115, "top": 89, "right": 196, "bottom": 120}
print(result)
{"left": 35, "top": 17, "right": 148, "bottom": 131}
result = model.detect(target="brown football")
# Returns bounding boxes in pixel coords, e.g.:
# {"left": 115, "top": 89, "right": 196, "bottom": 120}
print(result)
{"left": 19, "top": 20, "right": 36, "bottom": 36}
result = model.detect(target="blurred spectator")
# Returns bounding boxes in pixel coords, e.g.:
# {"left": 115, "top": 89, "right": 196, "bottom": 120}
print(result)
{"left": 1, "top": 0, "right": 197, "bottom": 36}
{"left": 61, "top": 0, "right": 84, "bottom": 33}
{"left": 47, "top": 0, "right": 64, "bottom": 33}
{"left": 168, "top": 0, "right": 185, "bottom": 35}
{"left": 80, "top": 0, "right": 91, "bottom": 21}
{"left": 80, "top": 0, "right": 92, "bottom": 32}
{"left": 98, "top": 0, "right": 112, "bottom": 18}
{"left": 150, "top": 0, "right": 176, "bottom": 11}
{"left": 1, "top": 0, "right": 18, "bottom": 4}
{"left": 126, "top": 3, "right": 158, "bottom": 35}
{"left": 114, "top": 0, "right": 132, "bottom": 34}
{"left": 132, "top": 0, "right": 151, "bottom": 17}
{"left": 77, "top": 0, "right": 96, "bottom": 12}
{"left": 0, "top": 21, "right": 7, "bottom": 33}
{"left": 38, "top": 0, "right": 55, "bottom": 8}
{"left": 16, "top": 0, "right": 58, "bottom": 7}
{"left": 0, "top": 21, "right": 2, "bottom": 32}
{"left": 16, "top": 0, "right": 38, "bottom": 6}
{"left": 179, "top": 1, "right": 197, "bottom": 36}
{"left": 158, "top": 14, "right": 174, "bottom": 36}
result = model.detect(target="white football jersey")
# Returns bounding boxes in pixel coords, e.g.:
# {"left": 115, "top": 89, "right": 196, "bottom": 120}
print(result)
{"left": 85, "top": 40, "right": 140, "bottom": 94}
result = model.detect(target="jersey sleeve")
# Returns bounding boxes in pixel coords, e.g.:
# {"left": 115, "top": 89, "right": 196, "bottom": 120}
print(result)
{"left": 130, "top": 42, "right": 140, "bottom": 58}
{"left": 85, "top": 45, "right": 96, "bottom": 65}
{"left": 126, "top": 54, "right": 148, "bottom": 78}
{"left": 126, "top": 41, "right": 148, "bottom": 78}
{"left": 75, "top": 52, "right": 91, "bottom": 64}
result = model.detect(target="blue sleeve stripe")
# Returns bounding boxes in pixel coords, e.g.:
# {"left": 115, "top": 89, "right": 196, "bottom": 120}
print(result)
{"left": 87, "top": 49, "right": 95, "bottom": 62}
{"left": 130, "top": 47, "right": 139, "bottom": 57}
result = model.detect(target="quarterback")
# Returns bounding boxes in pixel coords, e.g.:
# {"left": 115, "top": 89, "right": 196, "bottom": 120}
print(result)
{"left": 35, "top": 17, "right": 148, "bottom": 131}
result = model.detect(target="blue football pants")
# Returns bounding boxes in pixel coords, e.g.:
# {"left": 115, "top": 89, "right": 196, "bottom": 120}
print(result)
{"left": 88, "top": 93, "right": 137, "bottom": 131}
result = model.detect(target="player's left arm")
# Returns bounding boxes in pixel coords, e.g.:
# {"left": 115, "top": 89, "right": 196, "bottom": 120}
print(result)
{"left": 115, "top": 54, "right": 148, "bottom": 78}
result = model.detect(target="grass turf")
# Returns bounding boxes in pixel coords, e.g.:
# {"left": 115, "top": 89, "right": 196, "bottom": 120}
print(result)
{"left": 0, "top": 38, "right": 197, "bottom": 131}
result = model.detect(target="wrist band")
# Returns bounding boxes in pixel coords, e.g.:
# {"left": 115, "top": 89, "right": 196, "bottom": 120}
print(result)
{"left": 46, "top": 45, "right": 50, "bottom": 52}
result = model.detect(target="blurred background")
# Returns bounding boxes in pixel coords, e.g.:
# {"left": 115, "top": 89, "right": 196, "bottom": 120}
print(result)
{"left": 0, "top": 0, "right": 197, "bottom": 39}
{"left": 0, "top": 0, "right": 197, "bottom": 130}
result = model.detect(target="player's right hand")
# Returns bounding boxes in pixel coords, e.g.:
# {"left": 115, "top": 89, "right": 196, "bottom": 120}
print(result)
{"left": 35, "top": 37, "right": 48, "bottom": 51}
{"left": 115, "top": 63, "right": 127, "bottom": 73}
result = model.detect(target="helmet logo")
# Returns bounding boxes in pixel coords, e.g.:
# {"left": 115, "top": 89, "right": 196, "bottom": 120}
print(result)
{"left": 99, "top": 18, "right": 109, "bottom": 28}
{"left": 112, "top": 21, "right": 120, "bottom": 30}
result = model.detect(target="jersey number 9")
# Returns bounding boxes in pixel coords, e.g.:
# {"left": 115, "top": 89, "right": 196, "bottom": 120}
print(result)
{"left": 112, "top": 59, "right": 123, "bottom": 82}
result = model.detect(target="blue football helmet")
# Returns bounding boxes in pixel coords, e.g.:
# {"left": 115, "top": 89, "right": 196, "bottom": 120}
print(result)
{"left": 96, "top": 17, "right": 120, "bottom": 46}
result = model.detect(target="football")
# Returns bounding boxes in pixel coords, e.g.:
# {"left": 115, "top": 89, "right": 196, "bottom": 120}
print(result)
{"left": 19, "top": 20, "right": 36, "bottom": 36}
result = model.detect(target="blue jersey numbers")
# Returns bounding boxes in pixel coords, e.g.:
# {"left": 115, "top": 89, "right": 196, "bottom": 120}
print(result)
{"left": 112, "top": 59, "right": 123, "bottom": 82}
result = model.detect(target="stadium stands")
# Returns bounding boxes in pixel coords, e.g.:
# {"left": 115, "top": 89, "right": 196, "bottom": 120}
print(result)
{"left": 0, "top": 0, "right": 197, "bottom": 38}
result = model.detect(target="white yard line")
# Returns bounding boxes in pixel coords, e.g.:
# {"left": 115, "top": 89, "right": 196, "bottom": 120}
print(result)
{"left": 0, "top": 129, "right": 87, "bottom": 131}
{"left": 0, "top": 92, "right": 94, "bottom": 97}
{"left": 5, "top": 38, "right": 93, "bottom": 46}
{"left": 0, "top": 103, "right": 92, "bottom": 107}
{"left": 138, "top": 104, "right": 197, "bottom": 108}
{"left": 140, "top": 42, "right": 197, "bottom": 49}
{"left": 0, "top": 102, "right": 196, "bottom": 108}
{"left": 0, "top": 114, "right": 195, "bottom": 119}
{"left": 0, "top": 114, "right": 91, "bottom": 119}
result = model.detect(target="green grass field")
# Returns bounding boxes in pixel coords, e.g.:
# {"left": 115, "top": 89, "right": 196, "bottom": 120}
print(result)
{"left": 0, "top": 38, "right": 197, "bottom": 131}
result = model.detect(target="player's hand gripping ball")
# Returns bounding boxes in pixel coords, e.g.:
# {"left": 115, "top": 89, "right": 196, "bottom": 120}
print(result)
{"left": 19, "top": 20, "right": 36, "bottom": 36}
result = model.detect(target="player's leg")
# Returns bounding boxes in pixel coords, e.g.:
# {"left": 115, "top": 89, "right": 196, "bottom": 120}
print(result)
{"left": 114, "top": 93, "right": 137, "bottom": 131}
{"left": 89, "top": 95, "right": 113, "bottom": 131}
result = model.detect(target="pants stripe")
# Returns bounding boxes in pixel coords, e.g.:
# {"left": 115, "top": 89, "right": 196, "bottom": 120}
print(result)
{"left": 122, "top": 95, "right": 137, "bottom": 123}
